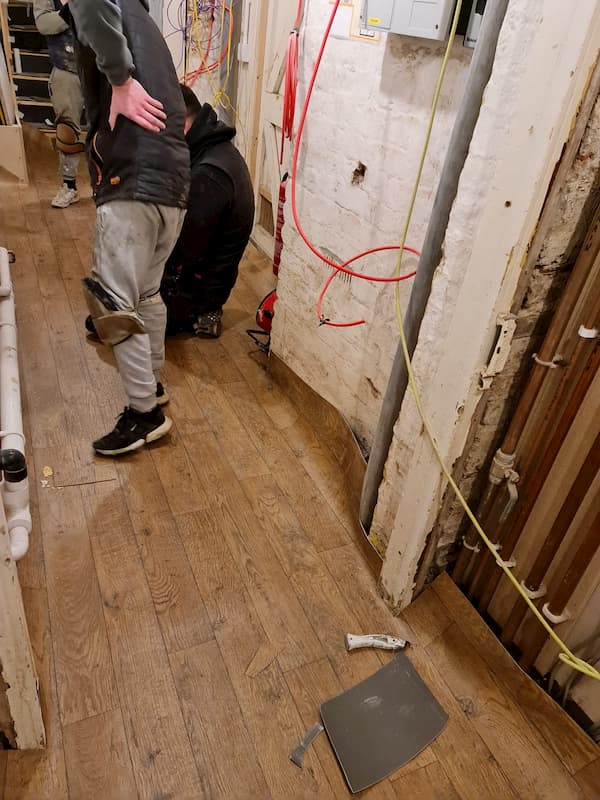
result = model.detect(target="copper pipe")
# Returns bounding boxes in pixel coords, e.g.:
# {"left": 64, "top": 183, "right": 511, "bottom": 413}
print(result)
{"left": 502, "top": 208, "right": 600, "bottom": 455}
{"left": 520, "top": 503, "right": 600, "bottom": 671}
{"left": 455, "top": 209, "right": 600, "bottom": 589}
{"left": 500, "top": 430, "right": 600, "bottom": 645}
{"left": 451, "top": 482, "right": 501, "bottom": 585}
{"left": 519, "top": 286, "right": 600, "bottom": 480}
{"left": 472, "top": 293, "right": 600, "bottom": 608}
{"left": 469, "top": 343, "right": 600, "bottom": 609}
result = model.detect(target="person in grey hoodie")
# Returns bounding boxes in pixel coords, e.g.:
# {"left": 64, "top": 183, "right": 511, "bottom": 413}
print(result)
{"left": 33, "top": 0, "right": 84, "bottom": 207}
{"left": 62, "top": 0, "right": 190, "bottom": 456}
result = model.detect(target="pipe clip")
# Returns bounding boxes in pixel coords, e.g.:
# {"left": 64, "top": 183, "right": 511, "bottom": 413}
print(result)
{"left": 480, "top": 313, "right": 517, "bottom": 390}
{"left": 542, "top": 603, "right": 571, "bottom": 625}
{"left": 578, "top": 325, "right": 599, "bottom": 340}
{"left": 489, "top": 449, "right": 516, "bottom": 485}
{"left": 532, "top": 353, "right": 562, "bottom": 369}
{"left": 520, "top": 581, "right": 546, "bottom": 600}
{"left": 462, "top": 537, "right": 480, "bottom": 553}
{"left": 499, "top": 469, "right": 520, "bottom": 523}
{"left": 490, "top": 540, "right": 516, "bottom": 569}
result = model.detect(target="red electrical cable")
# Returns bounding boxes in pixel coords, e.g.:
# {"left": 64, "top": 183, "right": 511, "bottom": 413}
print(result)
{"left": 317, "top": 245, "right": 419, "bottom": 327}
{"left": 185, "top": 4, "right": 232, "bottom": 86}
{"left": 287, "top": 0, "right": 420, "bottom": 327}
{"left": 280, "top": 0, "right": 304, "bottom": 164}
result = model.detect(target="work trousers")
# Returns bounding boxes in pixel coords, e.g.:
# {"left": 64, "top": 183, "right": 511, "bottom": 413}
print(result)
{"left": 48, "top": 66, "right": 83, "bottom": 181}
{"left": 91, "top": 200, "right": 186, "bottom": 412}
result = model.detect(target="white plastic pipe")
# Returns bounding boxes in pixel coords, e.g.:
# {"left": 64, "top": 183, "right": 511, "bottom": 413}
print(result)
{"left": 0, "top": 247, "right": 31, "bottom": 560}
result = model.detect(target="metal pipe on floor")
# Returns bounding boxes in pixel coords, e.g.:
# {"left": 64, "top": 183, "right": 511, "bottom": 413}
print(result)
{"left": 0, "top": 247, "right": 31, "bottom": 560}
{"left": 462, "top": 210, "right": 600, "bottom": 602}
{"left": 359, "top": 0, "right": 511, "bottom": 534}
{"left": 500, "top": 430, "right": 600, "bottom": 645}
{"left": 520, "top": 503, "right": 600, "bottom": 672}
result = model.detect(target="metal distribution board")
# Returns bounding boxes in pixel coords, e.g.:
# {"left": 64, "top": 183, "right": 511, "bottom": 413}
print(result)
{"left": 360, "top": 0, "right": 456, "bottom": 41}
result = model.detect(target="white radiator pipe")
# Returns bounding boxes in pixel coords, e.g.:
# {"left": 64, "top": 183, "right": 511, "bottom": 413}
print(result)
{"left": 0, "top": 247, "right": 31, "bottom": 560}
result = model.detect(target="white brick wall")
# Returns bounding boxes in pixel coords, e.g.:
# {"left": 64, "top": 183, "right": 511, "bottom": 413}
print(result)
{"left": 271, "top": 1, "right": 472, "bottom": 445}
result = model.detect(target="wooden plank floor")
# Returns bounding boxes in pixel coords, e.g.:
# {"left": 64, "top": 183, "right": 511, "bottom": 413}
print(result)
{"left": 0, "top": 135, "right": 597, "bottom": 799}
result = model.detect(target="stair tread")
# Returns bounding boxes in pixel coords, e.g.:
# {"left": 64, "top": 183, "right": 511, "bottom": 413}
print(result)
{"left": 17, "top": 98, "right": 53, "bottom": 105}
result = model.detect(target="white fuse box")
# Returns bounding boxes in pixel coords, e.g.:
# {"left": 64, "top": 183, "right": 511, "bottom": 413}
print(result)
{"left": 360, "top": 0, "right": 456, "bottom": 41}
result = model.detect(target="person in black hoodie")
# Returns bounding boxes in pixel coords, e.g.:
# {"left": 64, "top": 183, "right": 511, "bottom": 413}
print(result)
{"left": 64, "top": 0, "right": 190, "bottom": 456}
{"left": 160, "top": 85, "right": 255, "bottom": 338}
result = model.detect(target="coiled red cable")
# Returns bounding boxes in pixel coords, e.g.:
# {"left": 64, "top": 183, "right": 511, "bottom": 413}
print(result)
{"left": 285, "top": 0, "right": 419, "bottom": 327}
{"left": 280, "top": 0, "right": 304, "bottom": 164}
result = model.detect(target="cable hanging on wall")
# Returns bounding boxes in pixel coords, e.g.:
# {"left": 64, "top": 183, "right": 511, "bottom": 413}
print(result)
{"left": 165, "top": 1, "right": 236, "bottom": 96}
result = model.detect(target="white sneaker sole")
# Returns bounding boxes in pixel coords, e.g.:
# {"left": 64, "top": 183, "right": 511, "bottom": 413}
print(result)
{"left": 94, "top": 416, "right": 172, "bottom": 456}
{"left": 52, "top": 195, "right": 80, "bottom": 209}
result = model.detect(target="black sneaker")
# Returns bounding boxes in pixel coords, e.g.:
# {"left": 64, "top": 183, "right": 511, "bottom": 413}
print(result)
{"left": 156, "top": 382, "right": 169, "bottom": 406}
{"left": 93, "top": 405, "right": 172, "bottom": 456}
{"left": 192, "top": 308, "right": 222, "bottom": 338}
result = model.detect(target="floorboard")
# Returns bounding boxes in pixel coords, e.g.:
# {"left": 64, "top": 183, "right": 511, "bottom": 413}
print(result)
{"left": 0, "top": 135, "right": 595, "bottom": 800}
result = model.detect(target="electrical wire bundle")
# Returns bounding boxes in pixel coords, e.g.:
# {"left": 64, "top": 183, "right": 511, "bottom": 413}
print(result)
{"left": 185, "top": 0, "right": 234, "bottom": 89}
{"left": 164, "top": 0, "right": 235, "bottom": 101}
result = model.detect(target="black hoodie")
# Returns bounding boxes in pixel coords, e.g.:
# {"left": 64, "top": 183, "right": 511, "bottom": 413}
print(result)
{"left": 162, "top": 103, "right": 255, "bottom": 317}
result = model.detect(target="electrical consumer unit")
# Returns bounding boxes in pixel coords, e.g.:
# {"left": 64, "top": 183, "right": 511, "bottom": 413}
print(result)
{"left": 360, "top": 0, "right": 456, "bottom": 41}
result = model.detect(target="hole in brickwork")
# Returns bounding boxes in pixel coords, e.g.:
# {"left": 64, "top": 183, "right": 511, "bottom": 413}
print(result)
{"left": 352, "top": 162, "right": 367, "bottom": 185}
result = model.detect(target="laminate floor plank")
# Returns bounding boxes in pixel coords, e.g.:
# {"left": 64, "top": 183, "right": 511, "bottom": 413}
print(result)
{"left": 177, "top": 510, "right": 335, "bottom": 800}
{"left": 432, "top": 573, "right": 599, "bottom": 774}
{"left": 178, "top": 457, "right": 325, "bottom": 673}
{"left": 62, "top": 709, "right": 138, "bottom": 800}
{"left": 131, "top": 509, "right": 213, "bottom": 654}
{"left": 391, "top": 762, "right": 462, "bottom": 800}
{"left": 427, "top": 623, "right": 586, "bottom": 800}
{"left": 171, "top": 340, "right": 272, "bottom": 482}
{"left": 574, "top": 758, "right": 600, "bottom": 799}
{"left": 82, "top": 483, "right": 206, "bottom": 800}
{"left": 35, "top": 480, "right": 119, "bottom": 726}
{"left": 170, "top": 640, "right": 272, "bottom": 800}
{"left": 221, "top": 378, "right": 351, "bottom": 553}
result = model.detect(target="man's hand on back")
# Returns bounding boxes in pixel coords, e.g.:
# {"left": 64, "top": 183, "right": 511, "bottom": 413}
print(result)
{"left": 109, "top": 77, "right": 167, "bottom": 132}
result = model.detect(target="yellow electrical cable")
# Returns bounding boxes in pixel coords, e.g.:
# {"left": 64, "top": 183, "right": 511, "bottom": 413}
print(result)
{"left": 391, "top": 0, "right": 600, "bottom": 681}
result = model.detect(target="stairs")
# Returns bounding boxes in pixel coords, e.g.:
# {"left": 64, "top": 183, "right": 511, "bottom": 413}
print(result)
{"left": 6, "top": 2, "right": 54, "bottom": 131}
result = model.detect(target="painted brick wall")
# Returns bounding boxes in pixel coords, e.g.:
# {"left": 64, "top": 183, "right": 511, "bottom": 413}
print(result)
{"left": 271, "top": 1, "right": 472, "bottom": 447}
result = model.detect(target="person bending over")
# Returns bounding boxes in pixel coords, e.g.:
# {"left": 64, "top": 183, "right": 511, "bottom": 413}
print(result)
{"left": 64, "top": 0, "right": 190, "bottom": 455}
{"left": 160, "top": 85, "right": 255, "bottom": 338}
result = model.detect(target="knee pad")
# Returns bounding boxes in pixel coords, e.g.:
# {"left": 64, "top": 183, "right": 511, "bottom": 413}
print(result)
{"left": 82, "top": 278, "right": 145, "bottom": 346}
{"left": 56, "top": 118, "right": 84, "bottom": 155}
